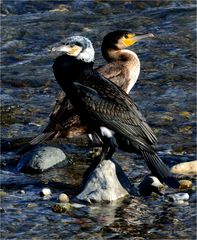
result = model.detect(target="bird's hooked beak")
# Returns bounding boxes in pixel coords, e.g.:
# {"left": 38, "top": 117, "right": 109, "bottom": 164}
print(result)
{"left": 122, "top": 33, "right": 155, "bottom": 47}
{"left": 51, "top": 44, "right": 82, "bottom": 57}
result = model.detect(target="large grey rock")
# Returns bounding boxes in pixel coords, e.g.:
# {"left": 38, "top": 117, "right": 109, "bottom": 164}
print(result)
{"left": 76, "top": 159, "right": 138, "bottom": 203}
{"left": 17, "top": 146, "right": 68, "bottom": 173}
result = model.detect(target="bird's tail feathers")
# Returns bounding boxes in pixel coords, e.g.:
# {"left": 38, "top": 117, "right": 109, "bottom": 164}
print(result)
{"left": 16, "top": 132, "right": 55, "bottom": 155}
{"left": 141, "top": 151, "right": 180, "bottom": 189}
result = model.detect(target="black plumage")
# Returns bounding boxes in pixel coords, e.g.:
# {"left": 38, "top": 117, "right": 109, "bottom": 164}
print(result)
{"left": 18, "top": 30, "right": 153, "bottom": 153}
{"left": 52, "top": 38, "right": 179, "bottom": 189}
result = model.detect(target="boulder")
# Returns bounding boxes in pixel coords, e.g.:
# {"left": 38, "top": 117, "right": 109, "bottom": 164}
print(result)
{"left": 17, "top": 146, "right": 68, "bottom": 173}
{"left": 76, "top": 159, "right": 138, "bottom": 203}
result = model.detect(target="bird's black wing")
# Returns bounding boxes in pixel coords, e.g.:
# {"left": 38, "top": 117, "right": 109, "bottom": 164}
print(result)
{"left": 73, "top": 72, "right": 180, "bottom": 189}
{"left": 73, "top": 70, "right": 157, "bottom": 152}
{"left": 49, "top": 90, "right": 67, "bottom": 121}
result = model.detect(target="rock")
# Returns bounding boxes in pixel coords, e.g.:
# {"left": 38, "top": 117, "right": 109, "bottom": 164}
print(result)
{"left": 167, "top": 193, "right": 190, "bottom": 204}
{"left": 52, "top": 203, "right": 73, "bottom": 213}
{"left": 0, "top": 190, "right": 7, "bottom": 198}
{"left": 40, "top": 188, "right": 52, "bottom": 197}
{"left": 18, "top": 190, "right": 26, "bottom": 194}
{"left": 138, "top": 175, "right": 164, "bottom": 196}
{"left": 17, "top": 146, "right": 68, "bottom": 173}
{"left": 0, "top": 208, "right": 6, "bottom": 213}
{"left": 27, "top": 203, "right": 38, "bottom": 209}
{"left": 171, "top": 160, "right": 197, "bottom": 175}
{"left": 76, "top": 159, "right": 138, "bottom": 203}
{"left": 58, "top": 193, "right": 69, "bottom": 203}
{"left": 0, "top": 170, "right": 40, "bottom": 188}
{"left": 179, "top": 180, "right": 192, "bottom": 189}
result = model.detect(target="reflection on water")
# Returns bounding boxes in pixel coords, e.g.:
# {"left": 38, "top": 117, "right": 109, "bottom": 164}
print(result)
{"left": 1, "top": 0, "right": 196, "bottom": 239}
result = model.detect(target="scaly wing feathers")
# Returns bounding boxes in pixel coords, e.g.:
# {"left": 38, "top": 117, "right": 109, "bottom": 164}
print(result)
{"left": 73, "top": 72, "right": 157, "bottom": 152}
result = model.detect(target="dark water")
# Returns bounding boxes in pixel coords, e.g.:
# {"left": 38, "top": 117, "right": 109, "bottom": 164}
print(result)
{"left": 1, "top": 0, "right": 196, "bottom": 239}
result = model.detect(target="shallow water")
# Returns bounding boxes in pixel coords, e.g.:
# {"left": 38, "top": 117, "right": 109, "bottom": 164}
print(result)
{"left": 1, "top": 0, "right": 196, "bottom": 239}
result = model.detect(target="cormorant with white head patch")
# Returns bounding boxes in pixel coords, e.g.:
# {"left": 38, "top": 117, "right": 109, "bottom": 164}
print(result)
{"left": 51, "top": 35, "right": 179, "bottom": 189}
{"left": 18, "top": 31, "right": 153, "bottom": 153}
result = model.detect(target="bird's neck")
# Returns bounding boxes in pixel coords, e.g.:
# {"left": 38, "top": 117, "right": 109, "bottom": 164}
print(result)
{"left": 53, "top": 54, "right": 93, "bottom": 93}
{"left": 102, "top": 48, "right": 139, "bottom": 63}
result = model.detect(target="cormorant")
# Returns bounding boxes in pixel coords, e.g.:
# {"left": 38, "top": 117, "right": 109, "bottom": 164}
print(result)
{"left": 18, "top": 31, "right": 154, "bottom": 152}
{"left": 51, "top": 35, "right": 179, "bottom": 189}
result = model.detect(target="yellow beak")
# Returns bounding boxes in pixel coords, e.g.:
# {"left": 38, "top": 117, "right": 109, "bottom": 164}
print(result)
{"left": 123, "top": 33, "right": 155, "bottom": 47}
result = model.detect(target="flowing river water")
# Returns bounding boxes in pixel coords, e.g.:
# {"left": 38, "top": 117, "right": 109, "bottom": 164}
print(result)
{"left": 1, "top": 0, "right": 196, "bottom": 239}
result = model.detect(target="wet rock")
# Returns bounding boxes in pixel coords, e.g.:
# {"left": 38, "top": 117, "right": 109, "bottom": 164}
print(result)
{"left": 0, "top": 190, "right": 7, "bottom": 198}
{"left": 138, "top": 175, "right": 163, "bottom": 196}
{"left": 76, "top": 159, "right": 138, "bottom": 203}
{"left": 0, "top": 208, "right": 6, "bottom": 213}
{"left": 179, "top": 111, "right": 192, "bottom": 118}
{"left": 52, "top": 203, "right": 73, "bottom": 213}
{"left": 167, "top": 193, "right": 190, "bottom": 204}
{"left": 17, "top": 146, "right": 68, "bottom": 173}
{"left": 40, "top": 188, "right": 52, "bottom": 197}
{"left": 1, "top": 40, "right": 23, "bottom": 51}
{"left": 49, "top": 4, "right": 69, "bottom": 12}
{"left": 179, "top": 179, "right": 192, "bottom": 189}
{"left": 27, "top": 203, "right": 38, "bottom": 209}
{"left": 0, "top": 170, "right": 39, "bottom": 188}
{"left": 18, "top": 190, "right": 26, "bottom": 194}
{"left": 171, "top": 160, "right": 197, "bottom": 175}
{"left": 58, "top": 193, "right": 69, "bottom": 203}
{"left": 72, "top": 203, "right": 86, "bottom": 209}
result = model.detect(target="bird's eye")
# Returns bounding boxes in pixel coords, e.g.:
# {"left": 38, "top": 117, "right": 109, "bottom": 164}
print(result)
{"left": 124, "top": 34, "right": 129, "bottom": 39}
{"left": 70, "top": 43, "right": 75, "bottom": 47}
{"left": 75, "top": 42, "right": 82, "bottom": 47}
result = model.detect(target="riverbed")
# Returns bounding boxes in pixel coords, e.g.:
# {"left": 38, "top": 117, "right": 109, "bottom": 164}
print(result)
{"left": 1, "top": 1, "right": 196, "bottom": 239}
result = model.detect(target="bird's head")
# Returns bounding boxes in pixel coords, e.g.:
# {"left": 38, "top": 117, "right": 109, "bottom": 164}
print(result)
{"left": 51, "top": 36, "right": 95, "bottom": 63}
{"left": 102, "top": 30, "right": 154, "bottom": 50}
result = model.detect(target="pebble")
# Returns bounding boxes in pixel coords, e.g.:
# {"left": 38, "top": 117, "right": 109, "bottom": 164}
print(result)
{"left": 18, "top": 190, "right": 26, "bottom": 194}
{"left": 167, "top": 193, "right": 190, "bottom": 204}
{"left": 40, "top": 188, "right": 52, "bottom": 197}
{"left": 0, "top": 208, "right": 5, "bottom": 213}
{"left": 27, "top": 203, "right": 38, "bottom": 209}
{"left": 179, "top": 180, "right": 192, "bottom": 189}
{"left": 138, "top": 176, "right": 163, "bottom": 196}
{"left": 72, "top": 203, "right": 86, "bottom": 209}
{"left": 0, "top": 190, "right": 7, "bottom": 197}
{"left": 171, "top": 161, "right": 197, "bottom": 175}
{"left": 52, "top": 203, "right": 73, "bottom": 213}
{"left": 58, "top": 193, "right": 69, "bottom": 203}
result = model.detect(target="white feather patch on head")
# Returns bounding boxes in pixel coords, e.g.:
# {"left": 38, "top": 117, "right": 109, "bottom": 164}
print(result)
{"left": 100, "top": 126, "right": 114, "bottom": 138}
{"left": 77, "top": 46, "right": 95, "bottom": 63}
{"left": 65, "top": 36, "right": 95, "bottom": 63}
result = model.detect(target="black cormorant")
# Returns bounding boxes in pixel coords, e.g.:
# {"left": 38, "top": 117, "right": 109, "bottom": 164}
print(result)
{"left": 18, "top": 31, "right": 154, "bottom": 151}
{"left": 51, "top": 35, "right": 179, "bottom": 189}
